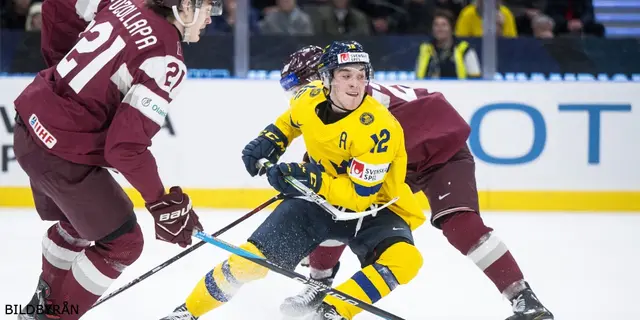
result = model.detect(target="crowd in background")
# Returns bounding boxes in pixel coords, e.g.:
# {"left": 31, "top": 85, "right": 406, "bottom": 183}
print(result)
{"left": 1, "top": 0, "right": 606, "bottom": 38}
{"left": 0, "top": 0, "right": 607, "bottom": 79}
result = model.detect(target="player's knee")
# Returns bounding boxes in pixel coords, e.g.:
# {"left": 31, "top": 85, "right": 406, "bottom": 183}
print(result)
{"left": 226, "top": 242, "right": 269, "bottom": 282}
{"left": 376, "top": 241, "right": 423, "bottom": 285}
{"left": 440, "top": 211, "right": 493, "bottom": 254}
{"left": 96, "top": 221, "right": 144, "bottom": 267}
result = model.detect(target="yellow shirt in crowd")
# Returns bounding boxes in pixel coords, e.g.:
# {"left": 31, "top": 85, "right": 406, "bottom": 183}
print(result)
{"left": 455, "top": 4, "right": 518, "bottom": 38}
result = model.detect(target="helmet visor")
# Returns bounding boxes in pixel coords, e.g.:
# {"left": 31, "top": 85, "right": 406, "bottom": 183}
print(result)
{"left": 280, "top": 72, "right": 301, "bottom": 91}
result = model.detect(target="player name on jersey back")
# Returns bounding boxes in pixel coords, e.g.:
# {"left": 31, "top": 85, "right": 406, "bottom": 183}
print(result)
{"left": 107, "top": 0, "right": 158, "bottom": 50}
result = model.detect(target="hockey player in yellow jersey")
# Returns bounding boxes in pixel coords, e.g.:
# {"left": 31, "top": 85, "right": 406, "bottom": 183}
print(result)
{"left": 159, "top": 41, "right": 426, "bottom": 320}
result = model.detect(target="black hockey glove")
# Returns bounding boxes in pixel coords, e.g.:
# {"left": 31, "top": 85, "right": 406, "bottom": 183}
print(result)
{"left": 267, "top": 162, "right": 324, "bottom": 196}
{"left": 242, "top": 124, "right": 289, "bottom": 176}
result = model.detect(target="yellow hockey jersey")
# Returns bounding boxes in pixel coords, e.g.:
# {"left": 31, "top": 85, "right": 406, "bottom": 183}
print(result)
{"left": 273, "top": 81, "right": 426, "bottom": 230}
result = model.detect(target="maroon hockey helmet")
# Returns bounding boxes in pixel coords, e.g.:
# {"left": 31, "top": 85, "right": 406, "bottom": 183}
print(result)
{"left": 279, "top": 45, "right": 324, "bottom": 91}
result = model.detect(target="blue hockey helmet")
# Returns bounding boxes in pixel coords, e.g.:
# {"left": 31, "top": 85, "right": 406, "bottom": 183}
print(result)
{"left": 317, "top": 41, "right": 372, "bottom": 88}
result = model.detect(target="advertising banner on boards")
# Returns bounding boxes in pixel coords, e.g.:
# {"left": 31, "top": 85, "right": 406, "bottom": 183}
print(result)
{"left": 1, "top": 78, "right": 637, "bottom": 211}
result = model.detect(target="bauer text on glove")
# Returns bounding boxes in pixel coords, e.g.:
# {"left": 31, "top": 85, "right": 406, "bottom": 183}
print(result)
{"left": 145, "top": 186, "right": 203, "bottom": 248}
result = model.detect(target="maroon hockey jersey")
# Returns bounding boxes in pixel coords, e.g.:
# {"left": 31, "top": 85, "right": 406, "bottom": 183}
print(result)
{"left": 367, "top": 82, "right": 471, "bottom": 172}
{"left": 14, "top": 0, "right": 187, "bottom": 203}
{"left": 40, "top": 0, "right": 112, "bottom": 67}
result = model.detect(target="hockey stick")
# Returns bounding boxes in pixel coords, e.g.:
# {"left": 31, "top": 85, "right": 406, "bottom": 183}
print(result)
{"left": 193, "top": 231, "right": 405, "bottom": 320}
{"left": 259, "top": 159, "right": 399, "bottom": 221}
{"left": 92, "top": 193, "right": 284, "bottom": 308}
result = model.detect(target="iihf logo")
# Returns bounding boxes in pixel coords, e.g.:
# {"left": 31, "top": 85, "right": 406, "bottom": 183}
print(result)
{"left": 28, "top": 114, "right": 57, "bottom": 149}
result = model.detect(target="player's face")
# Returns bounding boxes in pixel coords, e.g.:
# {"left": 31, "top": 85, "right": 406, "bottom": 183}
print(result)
{"left": 330, "top": 65, "right": 367, "bottom": 111}
{"left": 182, "top": 2, "right": 213, "bottom": 42}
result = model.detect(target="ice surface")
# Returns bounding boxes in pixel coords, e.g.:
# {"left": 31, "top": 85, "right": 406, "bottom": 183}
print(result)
{"left": 1, "top": 208, "right": 639, "bottom": 320}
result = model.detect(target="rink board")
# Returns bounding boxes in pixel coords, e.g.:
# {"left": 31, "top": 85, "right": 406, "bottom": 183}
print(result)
{"left": 1, "top": 78, "right": 638, "bottom": 211}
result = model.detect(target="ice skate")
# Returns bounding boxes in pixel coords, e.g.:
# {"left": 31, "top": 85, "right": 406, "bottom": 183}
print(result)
{"left": 310, "top": 302, "right": 347, "bottom": 320}
{"left": 280, "top": 263, "right": 340, "bottom": 317}
{"left": 159, "top": 303, "right": 198, "bottom": 320}
{"left": 17, "top": 276, "right": 59, "bottom": 320}
{"left": 506, "top": 282, "right": 554, "bottom": 320}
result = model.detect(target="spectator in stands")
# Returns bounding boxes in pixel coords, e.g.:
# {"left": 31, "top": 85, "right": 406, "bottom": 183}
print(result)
{"left": 405, "top": 0, "right": 436, "bottom": 34}
{"left": 416, "top": 10, "right": 481, "bottom": 79}
{"left": 1, "top": 0, "right": 37, "bottom": 29}
{"left": 348, "top": 0, "right": 409, "bottom": 34}
{"left": 405, "top": 0, "right": 465, "bottom": 34}
{"left": 208, "top": 0, "right": 261, "bottom": 33}
{"left": 545, "top": 0, "right": 604, "bottom": 37}
{"left": 309, "top": 0, "right": 370, "bottom": 35}
{"left": 259, "top": 0, "right": 314, "bottom": 34}
{"left": 455, "top": 0, "right": 518, "bottom": 37}
{"left": 25, "top": 1, "right": 41, "bottom": 31}
{"left": 531, "top": 13, "right": 554, "bottom": 38}
{"left": 435, "top": 0, "right": 466, "bottom": 20}
{"left": 503, "top": 0, "right": 545, "bottom": 35}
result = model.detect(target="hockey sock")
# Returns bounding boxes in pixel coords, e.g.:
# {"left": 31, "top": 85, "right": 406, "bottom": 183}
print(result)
{"left": 185, "top": 242, "right": 269, "bottom": 317}
{"left": 57, "top": 223, "right": 143, "bottom": 319}
{"left": 309, "top": 240, "right": 347, "bottom": 279}
{"left": 440, "top": 211, "right": 526, "bottom": 299}
{"left": 324, "top": 242, "right": 422, "bottom": 319}
{"left": 41, "top": 222, "right": 91, "bottom": 306}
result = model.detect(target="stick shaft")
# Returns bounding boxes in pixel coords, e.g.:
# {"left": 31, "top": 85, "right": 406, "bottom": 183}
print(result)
{"left": 92, "top": 194, "right": 283, "bottom": 308}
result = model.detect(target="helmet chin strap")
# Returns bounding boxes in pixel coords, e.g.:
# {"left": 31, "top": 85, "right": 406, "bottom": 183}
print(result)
{"left": 172, "top": 5, "right": 201, "bottom": 42}
{"left": 331, "top": 97, "right": 352, "bottom": 113}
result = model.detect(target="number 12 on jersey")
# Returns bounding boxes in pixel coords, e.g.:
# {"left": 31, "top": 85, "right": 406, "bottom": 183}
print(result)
{"left": 370, "top": 129, "right": 390, "bottom": 153}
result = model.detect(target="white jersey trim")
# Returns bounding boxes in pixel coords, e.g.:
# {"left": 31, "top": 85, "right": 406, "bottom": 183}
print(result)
{"left": 123, "top": 83, "right": 170, "bottom": 125}
{"left": 111, "top": 63, "right": 134, "bottom": 95}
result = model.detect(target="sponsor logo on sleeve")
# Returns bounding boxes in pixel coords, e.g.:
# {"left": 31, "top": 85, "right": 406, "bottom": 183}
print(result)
{"left": 349, "top": 158, "right": 390, "bottom": 183}
{"left": 139, "top": 96, "right": 168, "bottom": 120}
{"left": 123, "top": 84, "right": 172, "bottom": 126}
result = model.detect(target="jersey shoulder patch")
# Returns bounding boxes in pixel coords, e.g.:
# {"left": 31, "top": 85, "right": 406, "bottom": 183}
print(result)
{"left": 291, "top": 81, "right": 325, "bottom": 105}
{"left": 289, "top": 80, "right": 326, "bottom": 120}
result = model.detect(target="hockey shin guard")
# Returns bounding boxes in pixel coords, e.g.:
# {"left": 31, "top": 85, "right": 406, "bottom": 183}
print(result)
{"left": 59, "top": 223, "right": 144, "bottom": 319}
{"left": 309, "top": 240, "right": 347, "bottom": 279}
{"left": 441, "top": 211, "right": 526, "bottom": 298}
{"left": 41, "top": 222, "right": 91, "bottom": 306}
{"left": 185, "top": 242, "right": 269, "bottom": 317}
{"left": 324, "top": 242, "right": 423, "bottom": 319}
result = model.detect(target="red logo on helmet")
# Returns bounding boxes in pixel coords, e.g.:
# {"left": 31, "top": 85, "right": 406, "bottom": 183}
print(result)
{"left": 350, "top": 159, "right": 365, "bottom": 178}
{"left": 338, "top": 53, "right": 350, "bottom": 64}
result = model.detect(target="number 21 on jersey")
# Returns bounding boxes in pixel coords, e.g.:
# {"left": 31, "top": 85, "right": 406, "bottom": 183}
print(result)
{"left": 57, "top": 20, "right": 126, "bottom": 94}
{"left": 369, "top": 83, "right": 419, "bottom": 108}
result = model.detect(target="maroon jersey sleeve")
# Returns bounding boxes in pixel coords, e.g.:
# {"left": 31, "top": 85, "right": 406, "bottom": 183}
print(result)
{"left": 367, "top": 82, "right": 471, "bottom": 170}
{"left": 105, "top": 52, "right": 187, "bottom": 203}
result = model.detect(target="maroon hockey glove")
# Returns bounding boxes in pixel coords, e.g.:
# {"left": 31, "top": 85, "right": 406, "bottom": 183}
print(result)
{"left": 145, "top": 186, "right": 203, "bottom": 248}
